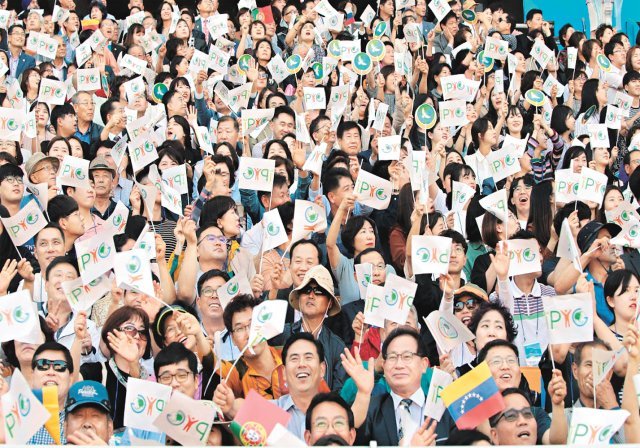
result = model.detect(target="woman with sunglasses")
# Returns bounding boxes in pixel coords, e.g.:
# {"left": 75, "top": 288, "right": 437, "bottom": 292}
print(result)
{"left": 80, "top": 306, "right": 152, "bottom": 430}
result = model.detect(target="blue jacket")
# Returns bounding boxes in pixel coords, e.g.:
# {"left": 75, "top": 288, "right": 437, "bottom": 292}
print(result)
{"left": 13, "top": 51, "right": 35, "bottom": 79}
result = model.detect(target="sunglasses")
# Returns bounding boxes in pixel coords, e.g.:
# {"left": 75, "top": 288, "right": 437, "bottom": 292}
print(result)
{"left": 34, "top": 359, "right": 69, "bottom": 372}
{"left": 453, "top": 298, "right": 478, "bottom": 312}
{"left": 299, "top": 284, "right": 327, "bottom": 296}
{"left": 494, "top": 407, "right": 535, "bottom": 424}
{"left": 119, "top": 325, "right": 148, "bottom": 340}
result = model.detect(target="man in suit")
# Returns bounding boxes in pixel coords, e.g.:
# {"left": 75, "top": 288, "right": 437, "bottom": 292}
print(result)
{"left": 515, "top": 9, "right": 558, "bottom": 58}
{"left": 7, "top": 24, "right": 35, "bottom": 80}
{"left": 356, "top": 327, "right": 454, "bottom": 445}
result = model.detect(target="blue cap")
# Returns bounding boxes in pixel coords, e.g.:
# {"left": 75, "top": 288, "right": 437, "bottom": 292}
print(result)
{"left": 65, "top": 381, "right": 111, "bottom": 414}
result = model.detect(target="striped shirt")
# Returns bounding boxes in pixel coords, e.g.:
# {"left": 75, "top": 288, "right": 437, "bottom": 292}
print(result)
{"left": 492, "top": 279, "right": 557, "bottom": 366}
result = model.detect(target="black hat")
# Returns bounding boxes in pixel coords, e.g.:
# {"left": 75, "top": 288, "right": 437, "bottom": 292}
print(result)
{"left": 576, "top": 221, "right": 621, "bottom": 253}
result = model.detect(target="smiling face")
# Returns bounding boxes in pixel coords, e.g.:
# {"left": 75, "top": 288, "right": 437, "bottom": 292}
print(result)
{"left": 284, "top": 339, "right": 325, "bottom": 395}
{"left": 511, "top": 179, "right": 532, "bottom": 215}
{"left": 290, "top": 243, "right": 320, "bottom": 287}
{"left": 490, "top": 393, "right": 536, "bottom": 445}
{"left": 163, "top": 313, "right": 196, "bottom": 352}
{"left": 486, "top": 345, "right": 521, "bottom": 391}
{"left": 45, "top": 262, "right": 77, "bottom": 300}
{"left": 157, "top": 359, "right": 197, "bottom": 397}
{"left": 31, "top": 349, "right": 72, "bottom": 405}
{"left": 475, "top": 310, "right": 508, "bottom": 351}
{"left": 197, "top": 276, "right": 226, "bottom": 320}
{"left": 305, "top": 401, "right": 356, "bottom": 446}
{"left": 229, "top": 306, "right": 268, "bottom": 358}
{"left": 383, "top": 334, "right": 428, "bottom": 397}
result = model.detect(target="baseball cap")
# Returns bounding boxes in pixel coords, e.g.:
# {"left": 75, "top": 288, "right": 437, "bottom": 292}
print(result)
{"left": 576, "top": 221, "right": 621, "bottom": 253}
{"left": 25, "top": 152, "right": 59, "bottom": 179}
{"left": 65, "top": 380, "right": 111, "bottom": 414}
{"left": 453, "top": 283, "right": 489, "bottom": 302}
{"left": 0, "top": 163, "right": 23, "bottom": 183}
{"left": 89, "top": 156, "right": 116, "bottom": 177}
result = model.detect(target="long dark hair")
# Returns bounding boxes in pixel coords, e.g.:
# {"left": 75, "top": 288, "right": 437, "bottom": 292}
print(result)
{"left": 578, "top": 79, "right": 601, "bottom": 115}
{"left": 526, "top": 180, "right": 553, "bottom": 248}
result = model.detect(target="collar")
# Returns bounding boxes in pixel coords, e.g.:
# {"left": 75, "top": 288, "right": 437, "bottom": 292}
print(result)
{"left": 511, "top": 279, "right": 541, "bottom": 298}
{"left": 244, "top": 346, "right": 283, "bottom": 377}
{"left": 390, "top": 388, "right": 426, "bottom": 410}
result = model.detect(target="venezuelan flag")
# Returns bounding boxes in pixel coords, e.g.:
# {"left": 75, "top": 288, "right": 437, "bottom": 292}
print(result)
{"left": 441, "top": 361, "right": 505, "bottom": 429}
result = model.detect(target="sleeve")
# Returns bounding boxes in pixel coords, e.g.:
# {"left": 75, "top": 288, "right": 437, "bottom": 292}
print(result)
{"left": 240, "top": 188, "right": 263, "bottom": 225}
{"left": 194, "top": 95, "right": 214, "bottom": 127}
{"left": 534, "top": 407, "right": 551, "bottom": 444}
{"left": 388, "top": 227, "right": 407, "bottom": 273}
{"left": 549, "top": 130, "right": 564, "bottom": 172}
{"left": 200, "top": 352, "right": 221, "bottom": 400}
{"left": 470, "top": 254, "right": 491, "bottom": 292}
{"left": 292, "top": 172, "right": 311, "bottom": 200}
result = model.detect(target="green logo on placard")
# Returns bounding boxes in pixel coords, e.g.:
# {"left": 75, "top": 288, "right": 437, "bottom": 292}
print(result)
{"left": 476, "top": 50, "right": 494, "bottom": 72}
{"left": 285, "top": 54, "right": 302, "bottom": 74}
{"left": 352, "top": 52, "right": 372, "bottom": 75}
{"left": 525, "top": 89, "right": 545, "bottom": 107}
{"left": 366, "top": 39, "right": 385, "bottom": 62}
{"left": 373, "top": 21, "right": 387, "bottom": 38}
{"left": 461, "top": 9, "right": 477, "bottom": 23}
{"left": 328, "top": 40, "right": 342, "bottom": 58}
{"left": 415, "top": 103, "right": 437, "bottom": 130}
{"left": 238, "top": 54, "right": 253, "bottom": 75}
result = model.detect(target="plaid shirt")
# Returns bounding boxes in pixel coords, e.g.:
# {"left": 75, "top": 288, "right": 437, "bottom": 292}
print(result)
{"left": 27, "top": 410, "right": 66, "bottom": 445}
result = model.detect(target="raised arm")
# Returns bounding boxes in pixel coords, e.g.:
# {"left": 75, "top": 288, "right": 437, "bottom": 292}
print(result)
{"left": 326, "top": 194, "right": 355, "bottom": 271}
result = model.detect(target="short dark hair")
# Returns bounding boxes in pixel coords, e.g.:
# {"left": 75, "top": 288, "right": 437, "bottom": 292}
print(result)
{"left": 282, "top": 332, "right": 325, "bottom": 365}
{"left": 197, "top": 269, "right": 230, "bottom": 296}
{"left": 340, "top": 216, "right": 377, "bottom": 257}
{"left": 323, "top": 168, "right": 352, "bottom": 195}
{"left": 440, "top": 229, "right": 468, "bottom": 252}
{"left": 34, "top": 223, "right": 65, "bottom": 247}
{"left": 313, "top": 435, "right": 351, "bottom": 446}
{"left": 32, "top": 341, "right": 74, "bottom": 373}
{"left": 525, "top": 8, "right": 543, "bottom": 22}
{"left": 477, "top": 339, "right": 519, "bottom": 364}
{"left": 100, "top": 98, "right": 120, "bottom": 124}
{"left": 445, "top": 429, "right": 492, "bottom": 446}
{"left": 337, "top": 121, "right": 361, "bottom": 140}
{"left": 50, "top": 104, "right": 76, "bottom": 132}
{"left": 47, "top": 195, "right": 79, "bottom": 223}
{"left": 222, "top": 294, "right": 260, "bottom": 333}
{"left": 289, "top": 239, "right": 321, "bottom": 264}
{"left": 354, "top": 247, "right": 384, "bottom": 265}
{"left": 305, "top": 392, "right": 354, "bottom": 431}
{"left": 200, "top": 196, "right": 237, "bottom": 229}
{"left": 381, "top": 328, "right": 426, "bottom": 359}
{"left": 489, "top": 388, "right": 531, "bottom": 426}
{"left": 469, "top": 302, "right": 518, "bottom": 345}
{"left": 273, "top": 105, "right": 295, "bottom": 123}
{"left": 258, "top": 173, "right": 288, "bottom": 205}
{"left": 629, "top": 164, "right": 640, "bottom": 201}
{"left": 154, "top": 342, "right": 198, "bottom": 377}
{"left": 440, "top": 10, "right": 457, "bottom": 26}
{"left": 102, "top": 306, "right": 151, "bottom": 359}
{"left": 573, "top": 339, "right": 611, "bottom": 367}
{"left": 45, "top": 255, "right": 79, "bottom": 280}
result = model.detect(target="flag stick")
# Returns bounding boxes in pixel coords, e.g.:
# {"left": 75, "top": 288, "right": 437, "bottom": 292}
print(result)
{"left": 9, "top": 240, "right": 23, "bottom": 260}
{"left": 224, "top": 333, "right": 262, "bottom": 383}
{"left": 148, "top": 293, "right": 174, "bottom": 311}
{"left": 549, "top": 343, "right": 556, "bottom": 371}
{"left": 258, "top": 194, "right": 273, "bottom": 275}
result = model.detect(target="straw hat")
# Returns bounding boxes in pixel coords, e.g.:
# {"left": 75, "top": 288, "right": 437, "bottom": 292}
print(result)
{"left": 289, "top": 265, "right": 341, "bottom": 317}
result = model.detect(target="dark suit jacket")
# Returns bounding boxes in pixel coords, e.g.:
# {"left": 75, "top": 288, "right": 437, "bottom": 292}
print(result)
{"left": 515, "top": 33, "right": 558, "bottom": 59}
{"left": 356, "top": 392, "right": 456, "bottom": 446}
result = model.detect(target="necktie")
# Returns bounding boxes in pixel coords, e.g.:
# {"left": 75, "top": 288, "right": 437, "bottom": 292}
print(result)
{"left": 397, "top": 398, "right": 412, "bottom": 441}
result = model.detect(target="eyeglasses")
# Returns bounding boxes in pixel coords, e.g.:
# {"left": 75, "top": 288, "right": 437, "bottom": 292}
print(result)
{"left": 157, "top": 369, "right": 193, "bottom": 385}
{"left": 313, "top": 417, "right": 348, "bottom": 433}
{"left": 11, "top": 31, "right": 25, "bottom": 36}
{"left": 488, "top": 355, "right": 519, "bottom": 368}
{"left": 33, "top": 164, "right": 56, "bottom": 175}
{"left": 231, "top": 324, "right": 250, "bottom": 335}
{"left": 200, "top": 287, "right": 219, "bottom": 299}
{"left": 34, "top": 358, "right": 69, "bottom": 372}
{"left": 514, "top": 185, "right": 533, "bottom": 193}
{"left": 119, "top": 324, "right": 148, "bottom": 340}
{"left": 2, "top": 176, "right": 23, "bottom": 185}
{"left": 453, "top": 298, "right": 478, "bottom": 312}
{"left": 371, "top": 263, "right": 386, "bottom": 272}
{"left": 384, "top": 351, "right": 419, "bottom": 364}
{"left": 197, "top": 234, "right": 228, "bottom": 246}
{"left": 77, "top": 101, "right": 95, "bottom": 107}
{"left": 494, "top": 407, "right": 535, "bottom": 424}
{"left": 299, "top": 284, "right": 327, "bottom": 296}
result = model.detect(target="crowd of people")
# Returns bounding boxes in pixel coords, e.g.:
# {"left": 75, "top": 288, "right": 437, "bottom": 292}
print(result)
{"left": 0, "top": 0, "right": 638, "bottom": 445}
